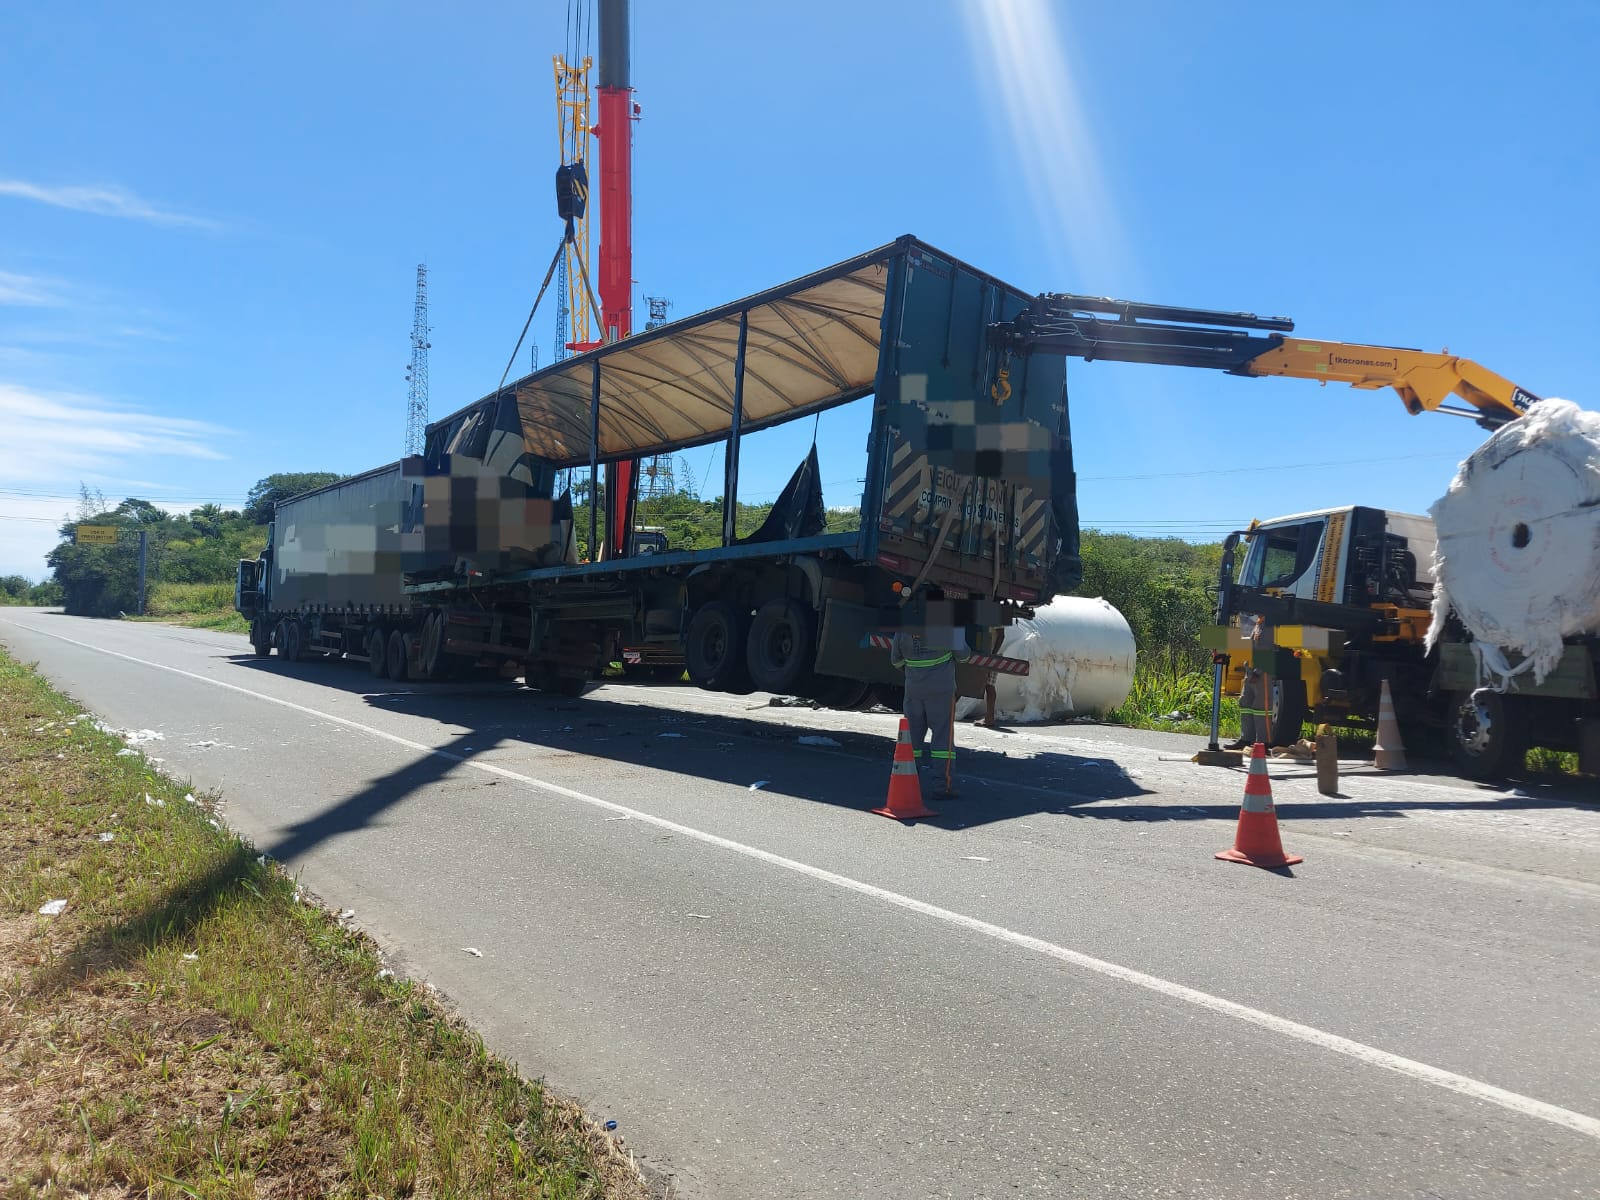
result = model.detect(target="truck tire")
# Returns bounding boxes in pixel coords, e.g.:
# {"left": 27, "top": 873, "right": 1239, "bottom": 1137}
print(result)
{"left": 523, "top": 664, "right": 594, "bottom": 697}
{"left": 386, "top": 629, "right": 409, "bottom": 682}
{"left": 250, "top": 619, "right": 272, "bottom": 658}
{"left": 1449, "top": 690, "right": 1527, "bottom": 780}
{"left": 419, "top": 610, "right": 446, "bottom": 680}
{"left": 746, "top": 597, "right": 815, "bottom": 695}
{"left": 808, "top": 675, "right": 871, "bottom": 709}
{"left": 281, "top": 619, "right": 304, "bottom": 664}
{"left": 367, "top": 629, "right": 388, "bottom": 678}
{"left": 1269, "top": 677, "right": 1308, "bottom": 747}
{"left": 685, "top": 601, "right": 751, "bottom": 692}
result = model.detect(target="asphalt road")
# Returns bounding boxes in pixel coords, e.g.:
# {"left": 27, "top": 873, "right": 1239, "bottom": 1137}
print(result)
{"left": 5, "top": 608, "right": 1599, "bottom": 1198}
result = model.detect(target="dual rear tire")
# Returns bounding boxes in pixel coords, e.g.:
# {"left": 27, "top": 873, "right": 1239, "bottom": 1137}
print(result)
{"left": 684, "top": 596, "right": 817, "bottom": 696}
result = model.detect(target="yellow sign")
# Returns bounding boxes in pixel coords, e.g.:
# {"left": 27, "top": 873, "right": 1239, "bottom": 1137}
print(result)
{"left": 75, "top": 524, "right": 119, "bottom": 545}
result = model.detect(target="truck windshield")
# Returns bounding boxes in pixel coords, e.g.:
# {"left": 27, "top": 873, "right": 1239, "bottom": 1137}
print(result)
{"left": 1240, "top": 521, "right": 1325, "bottom": 590}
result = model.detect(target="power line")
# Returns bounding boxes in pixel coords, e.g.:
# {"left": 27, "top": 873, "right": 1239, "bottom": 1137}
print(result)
{"left": 1080, "top": 451, "right": 1460, "bottom": 483}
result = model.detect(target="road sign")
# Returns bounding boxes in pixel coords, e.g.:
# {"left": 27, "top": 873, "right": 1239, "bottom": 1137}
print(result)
{"left": 75, "top": 524, "right": 118, "bottom": 545}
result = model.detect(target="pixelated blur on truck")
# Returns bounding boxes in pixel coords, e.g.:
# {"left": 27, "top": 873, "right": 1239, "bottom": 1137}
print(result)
{"left": 236, "top": 236, "right": 1081, "bottom": 707}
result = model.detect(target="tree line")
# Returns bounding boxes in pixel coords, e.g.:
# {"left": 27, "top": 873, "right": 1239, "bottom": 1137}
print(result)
{"left": 23, "top": 474, "right": 1227, "bottom": 674}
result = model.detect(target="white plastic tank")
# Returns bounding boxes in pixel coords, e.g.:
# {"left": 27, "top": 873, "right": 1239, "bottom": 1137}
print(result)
{"left": 958, "top": 596, "right": 1137, "bottom": 722}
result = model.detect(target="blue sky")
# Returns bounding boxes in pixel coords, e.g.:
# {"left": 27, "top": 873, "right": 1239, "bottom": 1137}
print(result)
{"left": 2, "top": 0, "right": 1596, "bottom": 578}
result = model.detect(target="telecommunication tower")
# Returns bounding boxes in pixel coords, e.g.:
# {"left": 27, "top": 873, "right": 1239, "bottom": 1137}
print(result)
{"left": 638, "top": 453, "right": 678, "bottom": 502}
{"left": 404, "top": 264, "right": 431, "bottom": 457}
{"left": 638, "top": 296, "right": 676, "bottom": 500}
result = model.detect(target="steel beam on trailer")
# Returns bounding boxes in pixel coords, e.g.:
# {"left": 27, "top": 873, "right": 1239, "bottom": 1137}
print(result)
{"left": 589, "top": 358, "right": 600, "bottom": 561}
{"left": 722, "top": 311, "right": 749, "bottom": 548}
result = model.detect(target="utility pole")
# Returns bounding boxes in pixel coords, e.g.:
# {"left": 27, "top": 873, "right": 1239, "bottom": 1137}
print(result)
{"left": 136, "top": 529, "right": 148, "bottom": 616}
{"left": 404, "top": 264, "right": 431, "bottom": 457}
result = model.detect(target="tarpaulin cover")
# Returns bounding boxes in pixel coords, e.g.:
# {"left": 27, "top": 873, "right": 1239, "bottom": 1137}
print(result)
{"left": 1428, "top": 398, "right": 1600, "bottom": 685}
{"left": 442, "top": 260, "right": 890, "bottom": 469}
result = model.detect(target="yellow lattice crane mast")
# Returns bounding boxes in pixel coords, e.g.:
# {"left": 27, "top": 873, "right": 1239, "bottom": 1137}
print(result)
{"left": 554, "top": 53, "right": 595, "bottom": 351}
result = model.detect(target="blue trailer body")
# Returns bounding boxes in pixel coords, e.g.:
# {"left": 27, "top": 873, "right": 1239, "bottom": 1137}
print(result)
{"left": 239, "top": 236, "right": 1080, "bottom": 700}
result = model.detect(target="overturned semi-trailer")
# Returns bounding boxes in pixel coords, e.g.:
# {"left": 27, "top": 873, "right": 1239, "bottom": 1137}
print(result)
{"left": 238, "top": 236, "right": 1082, "bottom": 702}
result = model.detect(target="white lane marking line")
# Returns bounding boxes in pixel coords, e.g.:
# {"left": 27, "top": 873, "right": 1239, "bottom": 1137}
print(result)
{"left": 25, "top": 623, "right": 1600, "bottom": 1142}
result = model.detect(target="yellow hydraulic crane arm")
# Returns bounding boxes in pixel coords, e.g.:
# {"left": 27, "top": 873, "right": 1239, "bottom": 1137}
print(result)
{"left": 1239, "top": 339, "right": 1537, "bottom": 427}
{"left": 987, "top": 294, "right": 1542, "bottom": 430}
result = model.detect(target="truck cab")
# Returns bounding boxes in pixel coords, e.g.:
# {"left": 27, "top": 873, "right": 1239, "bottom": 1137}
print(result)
{"left": 1210, "top": 506, "right": 1438, "bottom": 742}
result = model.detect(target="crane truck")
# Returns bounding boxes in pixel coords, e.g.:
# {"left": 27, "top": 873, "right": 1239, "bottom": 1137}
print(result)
{"left": 982, "top": 292, "right": 1596, "bottom": 779}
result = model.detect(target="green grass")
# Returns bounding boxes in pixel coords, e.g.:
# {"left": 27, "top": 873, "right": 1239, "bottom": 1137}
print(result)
{"left": 1105, "top": 653, "right": 1237, "bottom": 737}
{"left": 1106, "top": 654, "right": 1583, "bottom": 775}
{"left": 129, "top": 581, "right": 251, "bottom": 634}
{"left": 0, "top": 647, "right": 649, "bottom": 1199}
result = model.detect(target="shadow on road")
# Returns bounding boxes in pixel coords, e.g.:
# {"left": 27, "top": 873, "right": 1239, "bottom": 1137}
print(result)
{"left": 38, "top": 645, "right": 1592, "bottom": 989}
{"left": 219, "top": 653, "right": 1594, "bottom": 845}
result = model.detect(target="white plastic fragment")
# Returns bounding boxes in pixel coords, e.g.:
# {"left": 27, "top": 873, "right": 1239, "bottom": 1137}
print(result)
{"left": 144, "top": 793, "right": 165, "bottom": 808}
{"left": 123, "top": 729, "right": 164, "bottom": 745}
{"left": 377, "top": 968, "right": 395, "bottom": 981}
{"left": 749, "top": 781, "right": 769, "bottom": 791}
{"left": 657, "top": 732, "right": 686, "bottom": 739}
{"left": 797, "top": 735, "right": 841, "bottom": 747}
{"left": 184, "top": 793, "right": 198, "bottom": 805}
{"left": 97, "top": 832, "right": 115, "bottom": 843}
{"left": 961, "top": 855, "right": 991, "bottom": 862}
{"left": 461, "top": 946, "right": 483, "bottom": 957}
{"left": 116, "top": 748, "right": 139, "bottom": 757}
{"left": 182, "top": 952, "right": 199, "bottom": 962}
{"left": 38, "top": 899, "right": 67, "bottom": 916}
{"left": 338, "top": 908, "right": 355, "bottom": 920}
{"left": 603, "top": 815, "right": 631, "bottom": 822}
{"left": 686, "top": 913, "right": 711, "bottom": 920}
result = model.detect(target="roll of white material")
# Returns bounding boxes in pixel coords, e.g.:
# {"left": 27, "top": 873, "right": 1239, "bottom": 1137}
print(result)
{"left": 1427, "top": 398, "right": 1600, "bottom": 685}
{"left": 958, "top": 596, "right": 1136, "bottom": 722}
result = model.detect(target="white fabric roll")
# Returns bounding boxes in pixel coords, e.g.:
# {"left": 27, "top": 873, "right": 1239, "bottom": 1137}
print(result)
{"left": 1427, "top": 398, "right": 1600, "bottom": 685}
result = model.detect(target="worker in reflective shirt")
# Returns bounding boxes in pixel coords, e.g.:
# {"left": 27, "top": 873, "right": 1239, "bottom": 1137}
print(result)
{"left": 890, "top": 585, "right": 971, "bottom": 796}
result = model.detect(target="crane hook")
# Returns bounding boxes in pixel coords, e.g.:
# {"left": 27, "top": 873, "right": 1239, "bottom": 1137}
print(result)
{"left": 990, "top": 366, "right": 1012, "bottom": 403}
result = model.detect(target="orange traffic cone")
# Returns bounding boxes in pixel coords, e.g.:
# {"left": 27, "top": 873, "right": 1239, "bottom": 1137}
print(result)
{"left": 1374, "top": 678, "right": 1408, "bottom": 771}
{"left": 872, "top": 718, "right": 938, "bottom": 820}
{"left": 1215, "top": 743, "right": 1302, "bottom": 869}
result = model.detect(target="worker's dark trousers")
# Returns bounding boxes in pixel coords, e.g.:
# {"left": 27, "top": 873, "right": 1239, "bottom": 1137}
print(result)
{"left": 903, "top": 663, "right": 956, "bottom": 776}
{"left": 1238, "top": 673, "right": 1268, "bottom": 746}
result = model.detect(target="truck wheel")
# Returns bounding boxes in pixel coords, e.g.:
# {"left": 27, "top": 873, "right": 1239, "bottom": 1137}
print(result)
{"left": 746, "top": 597, "right": 815, "bottom": 694}
{"left": 1449, "top": 690, "right": 1526, "bottom": 780}
{"left": 281, "top": 619, "right": 304, "bottom": 664}
{"left": 419, "top": 611, "right": 447, "bottom": 680}
{"left": 250, "top": 620, "right": 272, "bottom": 657}
{"left": 685, "top": 601, "right": 751, "bottom": 692}
{"left": 808, "top": 675, "right": 871, "bottom": 709}
{"left": 1269, "top": 677, "right": 1308, "bottom": 746}
{"left": 386, "top": 630, "right": 409, "bottom": 682}
{"left": 367, "top": 629, "right": 389, "bottom": 678}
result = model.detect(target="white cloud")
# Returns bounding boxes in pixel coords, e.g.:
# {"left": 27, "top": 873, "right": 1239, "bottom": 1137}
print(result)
{"left": 0, "top": 385, "right": 234, "bottom": 575}
{"left": 0, "top": 495, "right": 74, "bottom": 580}
{"left": 0, "top": 270, "right": 63, "bottom": 307}
{"left": 0, "top": 179, "right": 219, "bottom": 230}
{"left": 0, "top": 383, "right": 229, "bottom": 487}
